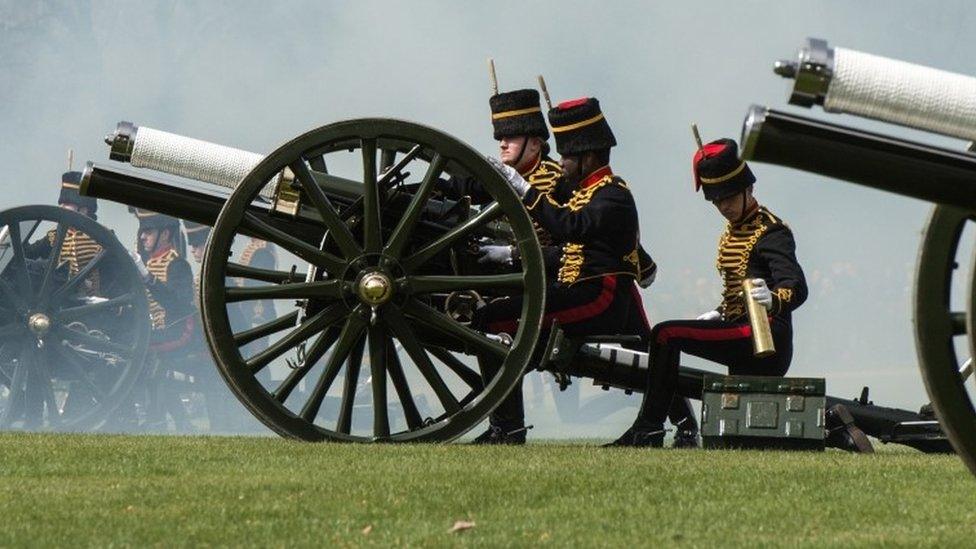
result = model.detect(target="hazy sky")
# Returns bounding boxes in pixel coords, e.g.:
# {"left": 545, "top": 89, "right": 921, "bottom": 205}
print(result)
{"left": 3, "top": 0, "right": 975, "bottom": 415}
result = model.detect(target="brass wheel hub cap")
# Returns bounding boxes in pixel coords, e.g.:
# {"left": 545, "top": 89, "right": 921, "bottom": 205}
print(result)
{"left": 357, "top": 272, "right": 393, "bottom": 306}
{"left": 28, "top": 313, "right": 51, "bottom": 337}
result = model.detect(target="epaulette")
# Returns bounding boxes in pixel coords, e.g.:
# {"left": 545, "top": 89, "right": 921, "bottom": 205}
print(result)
{"left": 526, "top": 159, "right": 562, "bottom": 193}
{"left": 564, "top": 174, "right": 627, "bottom": 212}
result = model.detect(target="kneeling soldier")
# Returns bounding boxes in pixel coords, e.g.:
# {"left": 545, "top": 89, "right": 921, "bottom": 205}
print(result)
{"left": 476, "top": 97, "right": 651, "bottom": 444}
{"left": 611, "top": 138, "right": 808, "bottom": 447}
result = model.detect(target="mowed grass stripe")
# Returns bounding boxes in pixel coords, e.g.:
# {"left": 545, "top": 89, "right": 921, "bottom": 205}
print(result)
{"left": 0, "top": 433, "right": 972, "bottom": 547}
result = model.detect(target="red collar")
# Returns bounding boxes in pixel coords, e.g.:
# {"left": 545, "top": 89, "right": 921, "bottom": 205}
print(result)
{"left": 580, "top": 166, "right": 613, "bottom": 189}
{"left": 150, "top": 245, "right": 174, "bottom": 261}
{"left": 517, "top": 153, "right": 542, "bottom": 177}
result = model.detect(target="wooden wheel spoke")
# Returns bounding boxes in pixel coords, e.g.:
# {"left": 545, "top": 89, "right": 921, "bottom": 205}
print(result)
{"left": 272, "top": 326, "right": 340, "bottom": 404}
{"left": 55, "top": 343, "right": 108, "bottom": 403}
{"left": 6, "top": 223, "right": 32, "bottom": 296}
{"left": 427, "top": 347, "right": 483, "bottom": 390}
{"left": 29, "top": 354, "right": 61, "bottom": 427}
{"left": 58, "top": 293, "right": 134, "bottom": 322}
{"left": 51, "top": 250, "right": 106, "bottom": 304}
{"left": 385, "top": 339, "right": 423, "bottom": 430}
{"left": 384, "top": 306, "right": 460, "bottom": 414}
{"left": 57, "top": 326, "right": 131, "bottom": 356}
{"left": 361, "top": 138, "right": 381, "bottom": 253}
{"left": 336, "top": 335, "right": 366, "bottom": 434}
{"left": 234, "top": 311, "right": 300, "bottom": 346}
{"left": 300, "top": 313, "right": 367, "bottom": 422}
{"left": 402, "top": 202, "right": 502, "bottom": 271}
{"left": 403, "top": 299, "right": 508, "bottom": 358}
{"left": 403, "top": 272, "right": 523, "bottom": 295}
{"left": 246, "top": 303, "right": 347, "bottom": 374}
{"left": 225, "top": 279, "right": 345, "bottom": 303}
{"left": 226, "top": 262, "right": 297, "bottom": 284}
{"left": 241, "top": 212, "right": 345, "bottom": 274}
{"left": 0, "top": 278, "right": 27, "bottom": 313}
{"left": 289, "top": 160, "right": 362, "bottom": 259}
{"left": 38, "top": 223, "right": 68, "bottom": 299}
{"left": 367, "top": 325, "right": 391, "bottom": 437}
{"left": 385, "top": 154, "right": 447, "bottom": 260}
{"left": 378, "top": 145, "right": 422, "bottom": 187}
{"left": 0, "top": 345, "right": 27, "bottom": 427}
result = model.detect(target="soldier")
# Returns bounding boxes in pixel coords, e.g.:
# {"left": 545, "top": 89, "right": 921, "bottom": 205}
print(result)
{"left": 609, "top": 138, "right": 808, "bottom": 447}
{"left": 235, "top": 237, "right": 277, "bottom": 361}
{"left": 475, "top": 96, "right": 652, "bottom": 444}
{"left": 26, "top": 172, "right": 101, "bottom": 268}
{"left": 129, "top": 209, "right": 195, "bottom": 431}
{"left": 438, "top": 87, "right": 565, "bottom": 227}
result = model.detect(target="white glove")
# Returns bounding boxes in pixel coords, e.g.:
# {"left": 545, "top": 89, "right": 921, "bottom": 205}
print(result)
{"left": 476, "top": 244, "right": 514, "bottom": 266}
{"left": 748, "top": 278, "right": 773, "bottom": 311}
{"left": 696, "top": 310, "right": 721, "bottom": 321}
{"left": 128, "top": 249, "right": 151, "bottom": 282}
{"left": 486, "top": 156, "right": 530, "bottom": 198}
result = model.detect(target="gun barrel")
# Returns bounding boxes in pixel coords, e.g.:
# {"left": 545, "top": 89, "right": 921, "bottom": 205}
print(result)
{"left": 775, "top": 37, "right": 976, "bottom": 141}
{"left": 741, "top": 106, "right": 976, "bottom": 209}
{"left": 81, "top": 163, "right": 327, "bottom": 243}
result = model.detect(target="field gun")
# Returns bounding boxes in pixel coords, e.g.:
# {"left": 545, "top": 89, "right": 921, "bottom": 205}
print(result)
{"left": 743, "top": 37, "right": 976, "bottom": 471}
{"left": 29, "top": 115, "right": 929, "bottom": 450}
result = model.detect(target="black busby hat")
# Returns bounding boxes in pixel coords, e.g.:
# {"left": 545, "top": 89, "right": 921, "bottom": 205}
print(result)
{"left": 547, "top": 97, "right": 616, "bottom": 156}
{"left": 183, "top": 220, "right": 211, "bottom": 247}
{"left": 59, "top": 171, "right": 98, "bottom": 214}
{"left": 693, "top": 138, "right": 756, "bottom": 201}
{"left": 132, "top": 207, "right": 180, "bottom": 231}
{"left": 489, "top": 89, "right": 549, "bottom": 140}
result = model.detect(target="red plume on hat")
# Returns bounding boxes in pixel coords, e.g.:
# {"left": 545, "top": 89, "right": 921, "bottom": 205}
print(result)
{"left": 691, "top": 133, "right": 756, "bottom": 202}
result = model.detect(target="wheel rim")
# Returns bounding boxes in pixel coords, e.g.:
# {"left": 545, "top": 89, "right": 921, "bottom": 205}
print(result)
{"left": 914, "top": 204, "right": 976, "bottom": 474}
{"left": 0, "top": 205, "right": 150, "bottom": 430}
{"left": 201, "top": 118, "right": 545, "bottom": 442}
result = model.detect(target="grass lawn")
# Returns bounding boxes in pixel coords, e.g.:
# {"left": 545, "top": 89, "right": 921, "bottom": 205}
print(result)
{"left": 0, "top": 433, "right": 972, "bottom": 547}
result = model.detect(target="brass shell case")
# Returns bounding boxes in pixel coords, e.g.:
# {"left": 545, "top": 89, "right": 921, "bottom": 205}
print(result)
{"left": 742, "top": 279, "right": 776, "bottom": 358}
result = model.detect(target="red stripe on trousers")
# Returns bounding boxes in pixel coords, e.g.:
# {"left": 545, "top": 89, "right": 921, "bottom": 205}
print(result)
{"left": 656, "top": 323, "right": 752, "bottom": 345}
{"left": 488, "top": 275, "right": 618, "bottom": 334}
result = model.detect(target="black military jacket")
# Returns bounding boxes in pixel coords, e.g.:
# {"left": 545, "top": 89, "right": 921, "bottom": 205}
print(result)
{"left": 144, "top": 247, "right": 194, "bottom": 345}
{"left": 523, "top": 166, "right": 641, "bottom": 286}
{"left": 716, "top": 205, "right": 807, "bottom": 322}
{"left": 438, "top": 154, "right": 563, "bottom": 207}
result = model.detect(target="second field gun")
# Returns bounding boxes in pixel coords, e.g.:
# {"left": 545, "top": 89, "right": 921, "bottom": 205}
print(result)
{"left": 744, "top": 37, "right": 976, "bottom": 471}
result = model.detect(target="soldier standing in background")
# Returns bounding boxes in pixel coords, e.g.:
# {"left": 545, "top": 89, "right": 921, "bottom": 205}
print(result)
{"left": 610, "top": 137, "right": 808, "bottom": 447}
{"left": 235, "top": 237, "right": 277, "bottom": 364}
{"left": 129, "top": 209, "right": 195, "bottom": 431}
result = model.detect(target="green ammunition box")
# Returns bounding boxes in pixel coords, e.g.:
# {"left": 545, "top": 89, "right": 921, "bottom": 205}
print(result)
{"left": 701, "top": 374, "right": 826, "bottom": 451}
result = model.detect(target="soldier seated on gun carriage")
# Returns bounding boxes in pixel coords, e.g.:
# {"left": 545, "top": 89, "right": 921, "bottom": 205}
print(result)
{"left": 473, "top": 96, "right": 654, "bottom": 444}
{"left": 608, "top": 137, "right": 810, "bottom": 447}
{"left": 441, "top": 84, "right": 693, "bottom": 445}
{"left": 128, "top": 209, "right": 195, "bottom": 431}
{"left": 25, "top": 171, "right": 100, "bottom": 268}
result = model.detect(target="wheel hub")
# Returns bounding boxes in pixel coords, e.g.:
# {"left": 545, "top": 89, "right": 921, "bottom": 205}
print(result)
{"left": 27, "top": 313, "right": 51, "bottom": 337}
{"left": 357, "top": 272, "right": 393, "bottom": 306}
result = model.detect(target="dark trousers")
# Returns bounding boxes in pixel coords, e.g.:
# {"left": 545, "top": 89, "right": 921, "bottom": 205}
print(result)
{"left": 477, "top": 275, "right": 651, "bottom": 430}
{"left": 635, "top": 316, "right": 793, "bottom": 429}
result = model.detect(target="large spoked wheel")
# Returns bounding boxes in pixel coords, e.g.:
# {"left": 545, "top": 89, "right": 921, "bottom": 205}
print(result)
{"left": 914, "top": 205, "right": 976, "bottom": 474}
{"left": 201, "top": 118, "right": 545, "bottom": 442}
{"left": 0, "top": 205, "right": 150, "bottom": 430}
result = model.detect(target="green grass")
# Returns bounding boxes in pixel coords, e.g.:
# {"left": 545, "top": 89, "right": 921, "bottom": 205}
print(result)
{"left": 0, "top": 433, "right": 972, "bottom": 547}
